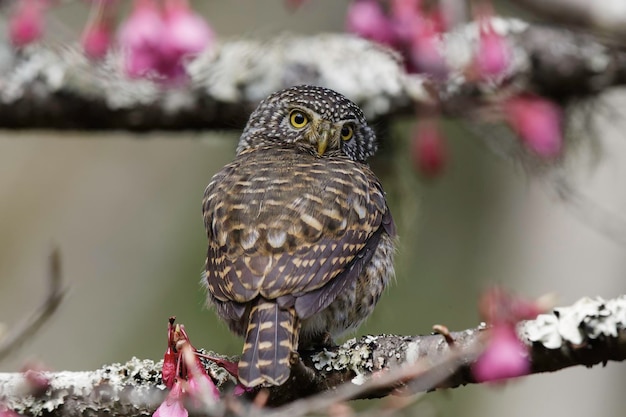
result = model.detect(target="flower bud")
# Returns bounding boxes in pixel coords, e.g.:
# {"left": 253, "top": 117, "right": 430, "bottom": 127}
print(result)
{"left": 504, "top": 94, "right": 563, "bottom": 159}
{"left": 473, "top": 324, "right": 530, "bottom": 382}
{"left": 118, "top": 0, "right": 164, "bottom": 78}
{"left": 411, "top": 120, "right": 447, "bottom": 178}
{"left": 346, "top": 0, "right": 396, "bottom": 46}
{"left": 476, "top": 20, "right": 509, "bottom": 77}
{"left": 9, "top": 0, "right": 44, "bottom": 47}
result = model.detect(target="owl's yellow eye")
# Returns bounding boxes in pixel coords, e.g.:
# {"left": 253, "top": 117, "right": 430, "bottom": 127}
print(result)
{"left": 340, "top": 124, "right": 354, "bottom": 141}
{"left": 289, "top": 111, "right": 309, "bottom": 129}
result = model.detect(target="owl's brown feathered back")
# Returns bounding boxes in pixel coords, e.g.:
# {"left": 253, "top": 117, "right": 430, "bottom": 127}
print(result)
{"left": 203, "top": 86, "right": 395, "bottom": 388}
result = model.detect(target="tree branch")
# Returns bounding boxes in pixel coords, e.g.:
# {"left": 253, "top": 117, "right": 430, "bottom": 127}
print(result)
{"left": 0, "top": 295, "right": 624, "bottom": 416}
{"left": 510, "top": 0, "right": 626, "bottom": 39}
{"left": 0, "top": 248, "right": 67, "bottom": 363}
{"left": 0, "top": 19, "right": 624, "bottom": 132}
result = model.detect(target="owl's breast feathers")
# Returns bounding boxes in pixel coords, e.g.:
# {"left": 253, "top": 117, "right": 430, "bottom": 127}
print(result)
{"left": 203, "top": 146, "right": 395, "bottom": 321}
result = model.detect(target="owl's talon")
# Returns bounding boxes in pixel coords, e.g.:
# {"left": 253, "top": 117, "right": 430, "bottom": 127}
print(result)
{"left": 432, "top": 324, "right": 455, "bottom": 345}
{"left": 321, "top": 332, "right": 337, "bottom": 348}
{"left": 288, "top": 352, "right": 317, "bottom": 383}
{"left": 289, "top": 351, "right": 301, "bottom": 366}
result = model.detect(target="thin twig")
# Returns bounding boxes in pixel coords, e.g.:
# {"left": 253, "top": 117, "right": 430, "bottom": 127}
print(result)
{"left": 265, "top": 343, "right": 482, "bottom": 417}
{"left": 357, "top": 393, "right": 427, "bottom": 417}
{"left": 0, "top": 248, "right": 67, "bottom": 363}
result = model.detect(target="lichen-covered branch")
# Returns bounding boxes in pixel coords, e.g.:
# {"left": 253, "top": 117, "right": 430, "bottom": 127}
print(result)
{"left": 0, "top": 20, "right": 624, "bottom": 131}
{"left": 0, "top": 359, "right": 165, "bottom": 417}
{"left": 510, "top": 0, "right": 626, "bottom": 39}
{"left": 0, "top": 295, "right": 624, "bottom": 417}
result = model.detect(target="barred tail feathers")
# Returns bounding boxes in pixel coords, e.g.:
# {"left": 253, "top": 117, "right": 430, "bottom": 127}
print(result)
{"left": 238, "top": 299, "right": 299, "bottom": 387}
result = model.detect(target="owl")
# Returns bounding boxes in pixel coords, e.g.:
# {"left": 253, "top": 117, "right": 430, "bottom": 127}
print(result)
{"left": 202, "top": 85, "right": 396, "bottom": 388}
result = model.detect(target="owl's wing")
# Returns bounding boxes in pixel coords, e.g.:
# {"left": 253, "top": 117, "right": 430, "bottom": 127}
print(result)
{"left": 279, "top": 206, "right": 394, "bottom": 319}
{"left": 203, "top": 148, "right": 394, "bottom": 319}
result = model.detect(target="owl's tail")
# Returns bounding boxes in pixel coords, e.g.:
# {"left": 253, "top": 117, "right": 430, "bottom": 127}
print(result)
{"left": 238, "top": 298, "right": 300, "bottom": 387}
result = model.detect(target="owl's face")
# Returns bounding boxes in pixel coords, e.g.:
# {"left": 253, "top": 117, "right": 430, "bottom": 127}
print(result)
{"left": 237, "top": 85, "right": 377, "bottom": 162}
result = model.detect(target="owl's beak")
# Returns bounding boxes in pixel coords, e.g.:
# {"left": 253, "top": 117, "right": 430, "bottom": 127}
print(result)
{"left": 307, "top": 120, "right": 335, "bottom": 156}
{"left": 317, "top": 136, "right": 328, "bottom": 156}
{"left": 315, "top": 123, "right": 334, "bottom": 156}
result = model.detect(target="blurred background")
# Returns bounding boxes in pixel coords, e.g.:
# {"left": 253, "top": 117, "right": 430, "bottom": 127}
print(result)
{"left": 0, "top": 1, "right": 625, "bottom": 416}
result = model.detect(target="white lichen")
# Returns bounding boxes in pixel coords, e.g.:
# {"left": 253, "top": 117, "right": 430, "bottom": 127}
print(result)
{"left": 200, "top": 34, "right": 418, "bottom": 120}
{"left": 0, "top": 357, "right": 162, "bottom": 416}
{"left": 525, "top": 295, "right": 626, "bottom": 349}
{"left": 351, "top": 373, "right": 368, "bottom": 386}
{"left": 310, "top": 338, "right": 378, "bottom": 386}
{"left": 312, "top": 349, "right": 338, "bottom": 372}
{"left": 405, "top": 341, "right": 420, "bottom": 364}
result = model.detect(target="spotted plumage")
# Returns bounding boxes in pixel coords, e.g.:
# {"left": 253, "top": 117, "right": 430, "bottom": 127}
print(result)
{"left": 203, "top": 85, "right": 396, "bottom": 388}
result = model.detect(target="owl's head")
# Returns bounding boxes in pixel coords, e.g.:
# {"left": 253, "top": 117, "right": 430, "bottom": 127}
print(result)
{"left": 237, "top": 85, "right": 377, "bottom": 162}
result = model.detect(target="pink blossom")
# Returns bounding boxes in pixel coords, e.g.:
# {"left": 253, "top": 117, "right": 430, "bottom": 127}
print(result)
{"left": 390, "top": 0, "right": 421, "bottom": 20}
{"left": 473, "top": 289, "right": 545, "bottom": 383}
{"left": 21, "top": 365, "right": 50, "bottom": 397}
{"left": 473, "top": 325, "right": 530, "bottom": 382}
{"left": 183, "top": 346, "right": 220, "bottom": 403}
{"left": 161, "top": 1, "right": 214, "bottom": 62}
{"left": 409, "top": 19, "right": 447, "bottom": 77}
{"left": 476, "top": 20, "right": 510, "bottom": 77}
{"left": 411, "top": 120, "right": 447, "bottom": 178}
{"left": 504, "top": 94, "right": 563, "bottom": 158}
{"left": 119, "top": 0, "right": 162, "bottom": 51}
{"left": 154, "top": 318, "right": 221, "bottom": 417}
{"left": 186, "top": 369, "right": 220, "bottom": 404}
{"left": 346, "top": 0, "right": 396, "bottom": 46}
{"left": 118, "top": 0, "right": 164, "bottom": 78}
{"left": 161, "top": 347, "right": 177, "bottom": 390}
{"left": 118, "top": 0, "right": 213, "bottom": 83}
{"left": 389, "top": 0, "right": 420, "bottom": 44}
{"left": 81, "top": 0, "right": 115, "bottom": 60}
{"left": 82, "top": 22, "right": 112, "bottom": 59}
{"left": 9, "top": 0, "right": 45, "bottom": 47}
{"left": 153, "top": 382, "right": 188, "bottom": 417}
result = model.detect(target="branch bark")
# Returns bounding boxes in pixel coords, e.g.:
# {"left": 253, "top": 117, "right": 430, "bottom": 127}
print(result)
{"left": 510, "top": 0, "right": 626, "bottom": 39}
{"left": 0, "top": 295, "right": 624, "bottom": 416}
{"left": 0, "top": 19, "right": 625, "bottom": 132}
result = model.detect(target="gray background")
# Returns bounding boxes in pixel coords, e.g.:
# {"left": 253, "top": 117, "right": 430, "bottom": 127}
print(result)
{"left": 1, "top": 1, "right": 625, "bottom": 416}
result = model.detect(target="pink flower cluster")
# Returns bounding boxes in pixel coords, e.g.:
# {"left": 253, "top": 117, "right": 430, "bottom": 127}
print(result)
{"left": 410, "top": 119, "right": 447, "bottom": 179}
{"left": 346, "top": 0, "right": 448, "bottom": 77}
{"left": 472, "top": 288, "right": 545, "bottom": 382}
{"left": 118, "top": 0, "right": 214, "bottom": 83}
{"left": 346, "top": 0, "right": 564, "bottom": 176}
{"left": 346, "top": 0, "right": 511, "bottom": 79}
{"left": 7, "top": 0, "right": 214, "bottom": 84}
{"left": 155, "top": 318, "right": 220, "bottom": 417}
